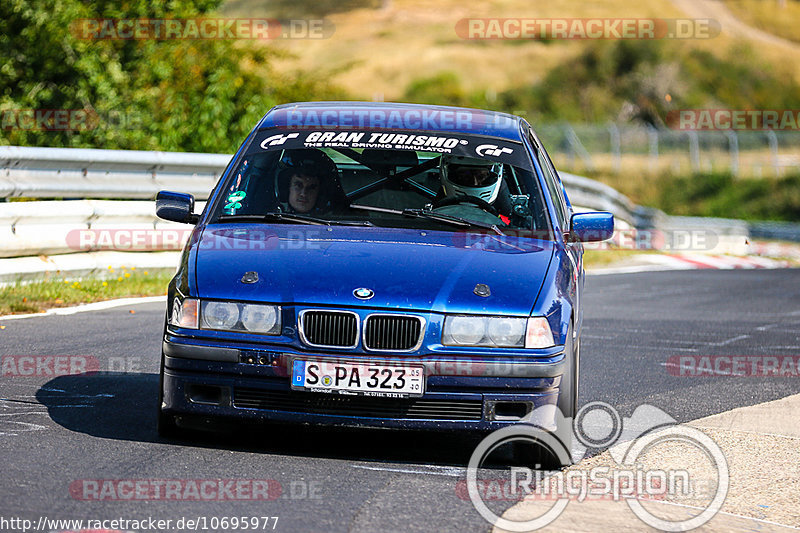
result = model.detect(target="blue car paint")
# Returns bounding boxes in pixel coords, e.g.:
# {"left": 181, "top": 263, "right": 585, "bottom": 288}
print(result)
{"left": 571, "top": 212, "right": 615, "bottom": 243}
{"left": 193, "top": 225, "right": 554, "bottom": 316}
{"left": 159, "top": 102, "right": 611, "bottom": 433}
{"left": 258, "top": 102, "right": 525, "bottom": 141}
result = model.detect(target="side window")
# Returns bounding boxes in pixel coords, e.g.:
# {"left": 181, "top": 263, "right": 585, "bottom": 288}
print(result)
{"left": 538, "top": 144, "right": 571, "bottom": 210}
{"left": 529, "top": 134, "right": 568, "bottom": 230}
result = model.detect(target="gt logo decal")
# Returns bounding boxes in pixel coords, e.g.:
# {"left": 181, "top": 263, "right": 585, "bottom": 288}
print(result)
{"left": 260, "top": 133, "right": 299, "bottom": 149}
{"left": 475, "top": 144, "right": 513, "bottom": 157}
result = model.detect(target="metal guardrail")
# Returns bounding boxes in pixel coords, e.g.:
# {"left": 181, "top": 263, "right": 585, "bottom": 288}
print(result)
{"left": 0, "top": 145, "right": 228, "bottom": 199}
{"left": 560, "top": 172, "right": 638, "bottom": 226}
{"left": 749, "top": 221, "right": 800, "bottom": 242}
{"left": 0, "top": 200, "right": 203, "bottom": 258}
{"left": 1, "top": 146, "right": 799, "bottom": 274}
{"left": 1, "top": 145, "right": 638, "bottom": 221}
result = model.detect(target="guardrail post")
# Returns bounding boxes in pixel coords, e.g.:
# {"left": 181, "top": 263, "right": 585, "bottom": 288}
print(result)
{"left": 565, "top": 124, "right": 594, "bottom": 172}
{"left": 561, "top": 123, "right": 575, "bottom": 168}
{"left": 607, "top": 122, "right": 622, "bottom": 174}
{"left": 686, "top": 131, "right": 700, "bottom": 173}
{"left": 647, "top": 126, "right": 659, "bottom": 173}
{"left": 607, "top": 122, "right": 621, "bottom": 174}
{"left": 724, "top": 130, "right": 739, "bottom": 177}
{"left": 766, "top": 130, "right": 780, "bottom": 177}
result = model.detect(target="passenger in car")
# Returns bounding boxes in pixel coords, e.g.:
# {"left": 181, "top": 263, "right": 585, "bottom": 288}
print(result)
{"left": 286, "top": 171, "right": 320, "bottom": 213}
{"left": 277, "top": 149, "right": 348, "bottom": 214}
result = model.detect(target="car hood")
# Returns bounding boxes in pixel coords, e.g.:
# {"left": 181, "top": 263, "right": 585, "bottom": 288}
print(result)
{"left": 193, "top": 224, "right": 554, "bottom": 315}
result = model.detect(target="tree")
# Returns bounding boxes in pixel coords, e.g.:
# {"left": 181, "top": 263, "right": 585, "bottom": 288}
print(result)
{"left": 0, "top": 0, "right": 340, "bottom": 152}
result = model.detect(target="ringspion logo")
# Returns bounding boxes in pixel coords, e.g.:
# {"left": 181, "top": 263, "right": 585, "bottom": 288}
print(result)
{"left": 466, "top": 402, "right": 729, "bottom": 531}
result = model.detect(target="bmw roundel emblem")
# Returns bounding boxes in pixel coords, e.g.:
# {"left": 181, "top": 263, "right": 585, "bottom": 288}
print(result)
{"left": 353, "top": 287, "right": 374, "bottom": 300}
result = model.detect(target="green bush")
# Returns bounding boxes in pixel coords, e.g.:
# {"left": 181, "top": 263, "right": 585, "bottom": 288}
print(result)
{"left": 402, "top": 72, "right": 471, "bottom": 107}
{"left": 0, "top": 0, "right": 344, "bottom": 153}
{"left": 658, "top": 172, "right": 800, "bottom": 221}
{"left": 497, "top": 40, "right": 800, "bottom": 126}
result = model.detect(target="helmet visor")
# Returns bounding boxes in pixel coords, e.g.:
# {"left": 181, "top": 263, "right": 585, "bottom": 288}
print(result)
{"left": 448, "top": 163, "right": 500, "bottom": 187}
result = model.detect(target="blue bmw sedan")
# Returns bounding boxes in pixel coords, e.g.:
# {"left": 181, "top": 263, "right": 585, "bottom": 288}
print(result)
{"left": 156, "top": 102, "right": 613, "bottom": 455}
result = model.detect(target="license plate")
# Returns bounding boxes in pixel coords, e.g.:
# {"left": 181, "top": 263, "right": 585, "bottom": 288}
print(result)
{"left": 291, "top": 359, "right": 424, "bottom": 398}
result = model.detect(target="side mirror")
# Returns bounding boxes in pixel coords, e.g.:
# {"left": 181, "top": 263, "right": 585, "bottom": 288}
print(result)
{"left": 156, "top": 191, "right": 199, "bottom": 224}
{"left": 570, "top": 212, "right": 614, "bottom": 242}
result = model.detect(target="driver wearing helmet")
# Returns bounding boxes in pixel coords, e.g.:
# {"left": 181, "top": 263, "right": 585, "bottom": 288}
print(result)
{"left": 278, "top": 149, "right": 348, "bottom": 215}
{"left": 441, "top": 156, "right": 504, "bottom": 203}
{"left": 436, "top": 155, "right": 514, "bottom": 225}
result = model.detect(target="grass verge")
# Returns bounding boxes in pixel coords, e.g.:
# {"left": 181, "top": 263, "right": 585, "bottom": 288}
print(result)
{"left": 0, "top": 268, "right": 172, "bottom": 316}
{"left": 582, "top": 248, "right": 658, "bottom": 268}
{"left": 724, "top": 0, "right": 800, "bottom": 44}
{"left": 582, "top": 170, "right": 800, "bottom": 222}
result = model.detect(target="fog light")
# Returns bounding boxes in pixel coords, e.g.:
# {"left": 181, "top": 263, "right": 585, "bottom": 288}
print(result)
{"left": 186, "top": 384, "right": 224, "bottom": 405}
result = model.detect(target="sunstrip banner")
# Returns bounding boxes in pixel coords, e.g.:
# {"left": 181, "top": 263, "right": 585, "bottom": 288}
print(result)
{"left": 246, "top": 129, "right": 529, "bottom": 167}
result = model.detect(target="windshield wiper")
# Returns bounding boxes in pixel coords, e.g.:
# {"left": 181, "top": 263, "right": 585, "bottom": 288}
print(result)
{"left": 217, "top": 213, "right": 327, "bottom": 225}
{"left": 216, "top": 212, "right": 374, "bottom": 227}
{"left": 350, "top": 204, "right": 505, "bottom": 235}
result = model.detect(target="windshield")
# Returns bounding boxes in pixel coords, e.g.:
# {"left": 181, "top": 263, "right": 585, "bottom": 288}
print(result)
{"left": 209, "top": 129, "right": 552, "bottom": 237}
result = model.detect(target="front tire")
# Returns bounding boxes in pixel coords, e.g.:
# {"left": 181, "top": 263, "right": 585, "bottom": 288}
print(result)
{"left": 554, "top": 320, "right": 578, "bottom": 465}
{"left": 157, "top": 349, "right": 180, "bottom": 439}
{"left": 512, "top": 321, "right": 578, "bottom": 469}
{"left": 557, "top": 321, "right": 578, "bottom": 421}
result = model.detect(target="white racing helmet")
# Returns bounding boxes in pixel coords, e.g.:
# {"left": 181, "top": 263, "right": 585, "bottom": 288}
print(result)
{"left": 440, "top": 155, "right": 503, "bottom": 204}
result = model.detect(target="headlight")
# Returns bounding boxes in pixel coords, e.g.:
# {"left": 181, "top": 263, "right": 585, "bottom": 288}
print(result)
{"left": 170, "top": 297, "right": 199, "bottom": 329}
{"left": 442, "top": 315, "right": 554, "bottom": 348}
{"left": 240, "top": 304, "right": 279, "bottom": 333}
{"left": 199, "top": 300, "right": 281, "bottom": 335}
{"left": 443, "top": 316, "right": 487, "bottom": 345}
{"left": 202, "top": 301, "right": 239, "bottom": 329}
{"left": 487, "top": 317, "right": 526, "bottom": 346}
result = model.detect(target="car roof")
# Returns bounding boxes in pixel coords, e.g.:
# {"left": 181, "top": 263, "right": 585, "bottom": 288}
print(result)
{"left": 257, "top": 101, "right": 526, "bottom": 142}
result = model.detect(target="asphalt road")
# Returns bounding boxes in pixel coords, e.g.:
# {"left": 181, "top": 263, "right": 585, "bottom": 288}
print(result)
{"left": 2, "top": 269, "right": 799, "bottom": 532}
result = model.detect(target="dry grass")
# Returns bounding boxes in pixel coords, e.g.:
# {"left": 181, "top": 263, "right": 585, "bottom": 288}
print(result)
{"left": 583, "top": 248, "right": 658, "bottom": 268}
{"left": 724, "top": 0, "right": 800, "bottom": 44}
{"left": 221, "top": 0, "right": 800, "bottom": 99}
{"left": 221, "top": 0, "right": 695, "bottom": 100}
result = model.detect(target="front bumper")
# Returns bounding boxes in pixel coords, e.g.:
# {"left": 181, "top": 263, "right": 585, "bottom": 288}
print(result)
{"left": 161, "top": 336, "right": 567, "bottom": 432}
